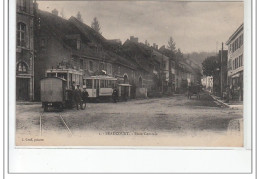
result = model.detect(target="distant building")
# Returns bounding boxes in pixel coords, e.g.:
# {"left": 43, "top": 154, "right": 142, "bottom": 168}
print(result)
{"left": 226, "top": 24, "right": 244, "bottom": 101}
{"left": 16, "top": 0, "right": 35, "bottom": 101}
{"left": 201, "top": 76, "right": 213, "bottom": 93}
{"left": 129, "top": 36, "right": 138, "bottom": 43}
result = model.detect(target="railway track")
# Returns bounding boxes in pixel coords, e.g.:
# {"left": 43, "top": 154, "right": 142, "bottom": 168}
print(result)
{"left": 39, "top": 112, "right": 73, "bottom": 136}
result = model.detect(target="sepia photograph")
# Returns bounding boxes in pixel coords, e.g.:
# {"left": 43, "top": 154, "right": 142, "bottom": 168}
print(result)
{"left": 15, "top": 0, "right": 244, "bottom": 146}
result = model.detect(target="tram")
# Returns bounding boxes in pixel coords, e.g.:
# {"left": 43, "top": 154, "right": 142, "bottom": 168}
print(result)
{"left": 83, "top": 75, "right": 118, "bottom": 99}
{"left": 40, "top": 68, "right": 84, "bottom": 111}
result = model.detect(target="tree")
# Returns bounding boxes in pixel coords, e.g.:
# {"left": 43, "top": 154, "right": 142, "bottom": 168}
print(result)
{"left": 167, "top": 37, "right": 176, "bottom": 93}
{"left": 91, "top": 17, "right": 102, "bottom": 34}
{"left": 167, "top": 37, "right": 176, "bottom": 54}
{"left": 202, "top": 56, "right": 219, "bottom": 76}
{"left": 76, "top": 11, "right": 83, "bottom": 22}
{"left": 176, "top": 48, "right": 184, "bottom": 61}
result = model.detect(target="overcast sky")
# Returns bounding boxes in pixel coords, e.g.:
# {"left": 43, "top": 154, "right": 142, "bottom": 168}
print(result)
{"left": 37, "top": 1, "right": 243, "bottom": 53}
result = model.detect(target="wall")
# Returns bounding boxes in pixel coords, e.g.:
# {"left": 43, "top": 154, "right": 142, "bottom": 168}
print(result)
{"left": 16, "top": 0, "right": 34, "bottom": 101}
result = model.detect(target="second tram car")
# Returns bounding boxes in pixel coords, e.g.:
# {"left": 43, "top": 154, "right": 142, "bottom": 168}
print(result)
{"left": 83, "top": 75, "right": 117, "bottom": 99}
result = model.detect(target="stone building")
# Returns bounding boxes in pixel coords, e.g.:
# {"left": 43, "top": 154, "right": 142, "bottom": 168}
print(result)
{"left": 226, "top": 24, "right": 244, "bottom": 101}
{"left": 33, "top": 9, "right": 144, "bottom": 100}
{"left": 16, "top": 0, "right": 35, "bottom": 101}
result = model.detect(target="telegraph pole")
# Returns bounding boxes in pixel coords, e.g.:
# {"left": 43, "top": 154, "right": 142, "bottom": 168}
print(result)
{"left": 220, "top": 42, "right": 223, "bottom": 98}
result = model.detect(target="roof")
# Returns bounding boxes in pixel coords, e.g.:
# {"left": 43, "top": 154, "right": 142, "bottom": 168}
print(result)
{"left": 37, "top": 10, "right": 138, "bottom": 70}
{"left": 121, "top": 40, "right": 159, "bottom": 73}
{"left": 226, "top": 23, "right": 244, "bottom": 45}
{"left": 84, "top": 75, "right": 117, "bottom": 80}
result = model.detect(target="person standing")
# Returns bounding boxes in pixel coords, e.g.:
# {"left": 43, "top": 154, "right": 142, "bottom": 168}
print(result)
{"left": 74, "top": 85, "right": 82, "bottom": 110}
{"left": 81, "top": 87, "right": 89, "bottom": 109}
{"left": 112, "top": 88, "right": 118, "bottom": 103}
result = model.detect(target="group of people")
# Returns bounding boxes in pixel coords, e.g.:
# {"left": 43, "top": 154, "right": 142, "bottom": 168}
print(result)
{"left": 72, "top": 83, "right": 89, "bottom": 110}
{"left": 71, "top": 82, "right": 120, "bottom": 110}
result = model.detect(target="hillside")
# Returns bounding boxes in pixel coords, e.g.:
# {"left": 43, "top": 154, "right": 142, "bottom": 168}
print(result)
{"left": 184, "top": 52, "right": 216, "bottom": 69}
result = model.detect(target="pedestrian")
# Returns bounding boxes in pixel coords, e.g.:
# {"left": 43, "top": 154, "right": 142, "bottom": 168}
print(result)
{"left": 74, "top": 85, "right": 82, "bottom": 110}
{"left": 81, "top": 87, "right": 89, "bottom": 109}
{"left": 112, "top": 88, "right": 118, "bottom": 103}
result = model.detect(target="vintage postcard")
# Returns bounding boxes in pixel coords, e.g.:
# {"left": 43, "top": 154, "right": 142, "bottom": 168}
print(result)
{"left": 15, "top": 0, "right": 245, "bottom": 146}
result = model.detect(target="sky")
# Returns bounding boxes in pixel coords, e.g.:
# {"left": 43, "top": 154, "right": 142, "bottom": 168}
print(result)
{"left": 37, "top": 1, "right": 243, "bottom": 53}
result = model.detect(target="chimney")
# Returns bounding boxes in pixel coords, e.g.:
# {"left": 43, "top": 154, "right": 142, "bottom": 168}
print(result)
{"left": 130, "top": 36, "right": 138, "bottom": 43}
{"left": 52, "top": 9, "right": 58, "bottom": 16}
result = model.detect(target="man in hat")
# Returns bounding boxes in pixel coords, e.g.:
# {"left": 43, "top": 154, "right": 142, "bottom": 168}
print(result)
{"left": 74, "top": 85, "right": 82, "bottom": 110}
{"left": 81, "top": 86, "right": 89, "bottom": 109}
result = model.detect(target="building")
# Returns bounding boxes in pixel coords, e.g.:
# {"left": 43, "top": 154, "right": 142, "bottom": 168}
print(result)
{"left": 120, "top": 39, "right": 161, "bottom": 97}
{"left": 16, "top": 0, "right": 35, "bottom": 101}
{"left": 34, "top": 9, "right": 144, "bottom": 100}
{"left": 201, "top": 76, "right": 213, "bottom": 92}
{"left": 226, "top": 24, "right": 244, "bottom": 101}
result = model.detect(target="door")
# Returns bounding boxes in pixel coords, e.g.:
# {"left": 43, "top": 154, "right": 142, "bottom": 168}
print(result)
{"left": 16, "top": 78, "right": 29, "bottom": 101}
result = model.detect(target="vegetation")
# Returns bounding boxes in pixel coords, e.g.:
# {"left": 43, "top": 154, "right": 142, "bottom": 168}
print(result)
{"left": 202, "top": 56, "right": 219, "bottom": 76}
{"left": 76, "top": 11, "right": 83, "bottom": 22}
{"left": 91, "top": 17, "right": 102, "bottom": 34}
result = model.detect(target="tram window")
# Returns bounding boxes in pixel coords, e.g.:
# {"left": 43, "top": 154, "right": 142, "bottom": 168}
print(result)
{"left": 86, "top": 79, "right": 92, "bottom": 89}
{"left": 100, "top": 80, "right": 105, "bottom": 88}
{"left": 108, "top": 80, "right": 112, "bottom": 88}
{"left": 96, "top": 79, "right": 99, "bottom": 89}
{"left": 94, "top": 79, "right": 96, "bottom": 89}
{"left": 47, "top": 73, "right": 56, "bottom": 77}
{"left": 57, "top": 73, "right": 67, "bottom": 80}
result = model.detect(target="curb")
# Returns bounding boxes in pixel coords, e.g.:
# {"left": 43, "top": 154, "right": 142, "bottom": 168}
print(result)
{"left": 210, "top": 95, "right": 230, "bottom": 108}
{"left": 210, "top": 94, "right": 243, "bottom": 110}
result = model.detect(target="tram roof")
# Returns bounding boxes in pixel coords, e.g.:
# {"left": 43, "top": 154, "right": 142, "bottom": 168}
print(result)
{"left": 46, "top": 68, "right": 83, "bottom": 75}
{"left": 84, "top": 75, "right": 117, "bottom": 80}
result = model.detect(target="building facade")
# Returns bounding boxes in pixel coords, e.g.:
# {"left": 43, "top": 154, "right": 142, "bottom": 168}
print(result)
{"left": 34, "top": 9, "right": 145, "bottom": 100}
{"left": 226, "top": 24, "right": 244, "bottom": 101}
{"left": 16, "top": 0, "right": 35, "bottom": 101}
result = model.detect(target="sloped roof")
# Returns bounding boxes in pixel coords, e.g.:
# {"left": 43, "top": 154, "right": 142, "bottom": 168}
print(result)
{"left": 37, "top": 10, "right": 137, "bottom": 70}
{"left": 121, "top": 40, "right": 159, "bottom": 72}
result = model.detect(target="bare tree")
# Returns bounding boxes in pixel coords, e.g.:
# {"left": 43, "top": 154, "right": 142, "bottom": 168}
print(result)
{"left": 91, "top": 17, "right": 102, "bottom": 34}
{"left": 76, "top": 11, "right": 83, "bottom": 22}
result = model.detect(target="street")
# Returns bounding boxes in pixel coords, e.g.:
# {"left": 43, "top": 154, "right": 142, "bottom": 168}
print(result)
{"left": 16, "top": 92, "right": 243, "bottom": 146}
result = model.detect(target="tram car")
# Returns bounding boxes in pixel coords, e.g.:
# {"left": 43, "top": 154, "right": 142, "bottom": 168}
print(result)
{"left": 83, "top": 75, "right": 118, "bottom": 100}
{"left": 40, "top": 68, "right": 83, "bottom": 111}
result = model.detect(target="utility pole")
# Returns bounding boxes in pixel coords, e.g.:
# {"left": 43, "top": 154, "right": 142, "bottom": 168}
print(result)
{"left": 220, "top": 42, "right": 223, "bottom": 98}
{"left": 161, "top": 53, "right": 164, "bottom": 93}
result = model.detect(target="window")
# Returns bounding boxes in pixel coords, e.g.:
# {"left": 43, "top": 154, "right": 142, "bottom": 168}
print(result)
{"left": 107, "top": 63, "right": 112, "bottom": 75}
{"left": 241, "top": 34, "right": 243, "bottom": 46}
{"left": 162, "top": 61, "right": 166, "bottom": 69}
{"left": 77, "top": 39, "right": 81, "bottom": 50}
{"left": 100, "top": 80, "right": 105, "bottom": 88}
{"left": 17, "top": 62, "right": 28, "bottom": 72}
{"left": 233, "top": 60, "right": 235, "bottom": 70}
{"left": 86, "top": 79, "right": 92, "bottom": 89}
{"left": 118, "top": 66, "right": 120, "bottom": 74}
{"left": 99, "top": 63, "right": 104, "bottom": 70}
{"left": 89, "top": 61, "right": 93, "bottom": 71}
{"left": 80, "top": 59, "right": 83, "bottom": 69}
{"left": 41, "top": 39, "right": 46, "bottom": 47}
{"left": 241, "top": 55, "right": 243, "bottom": 66}
{"left": 17, "top": 0, "right": 26, "bottom": 11}
{"left": 17, "top": 22, "right": 26, "bottom": 47}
